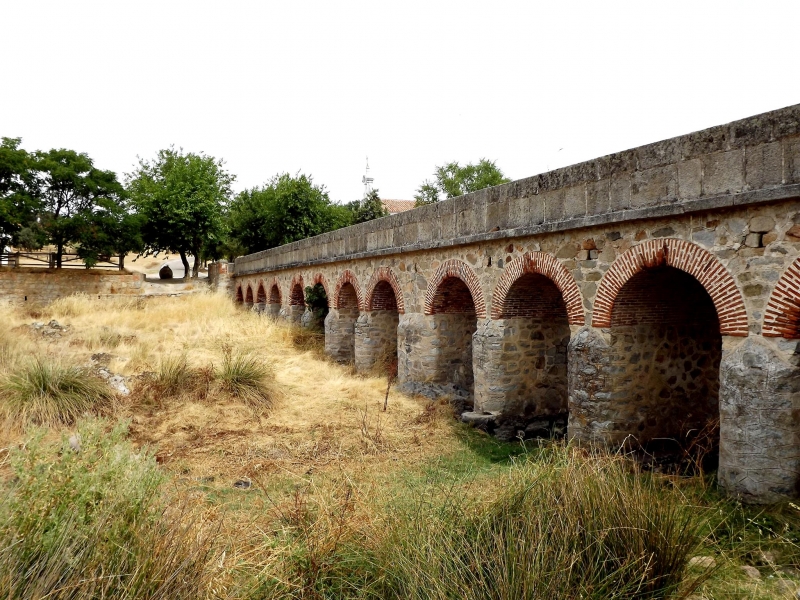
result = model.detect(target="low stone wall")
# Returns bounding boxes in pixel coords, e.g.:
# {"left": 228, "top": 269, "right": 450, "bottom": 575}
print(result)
{"left": 0, "top": 267, "right": 145, "bottom": 306}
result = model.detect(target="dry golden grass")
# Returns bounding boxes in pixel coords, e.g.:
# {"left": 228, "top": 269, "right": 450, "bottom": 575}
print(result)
{"left": 0, "top": 292, "right": 459, "bottom": 491}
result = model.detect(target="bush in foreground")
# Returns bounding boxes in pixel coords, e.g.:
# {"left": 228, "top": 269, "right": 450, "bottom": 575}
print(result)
{"left": 0, "top": 358, "right": 114, "bottom": 426}
{"left": 0, "top": 420, "right": 218, "bottom": 599}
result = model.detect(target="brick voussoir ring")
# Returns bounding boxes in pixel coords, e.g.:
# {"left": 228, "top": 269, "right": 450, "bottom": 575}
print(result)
{"left": 763, "top": 258, "right": 800, "bottom": 338}
{"left": 592, "top": 238, "right": 749, "bottom": 336}
{"left": 332, "top": 270, "right": 364, "bottom": 311}
{"left": 423, "top": 259, "right": 487, "bottom": 318}
{"left": 491, "top": 251, "right": 585, "bottom": 324}
{"left": 256, "top": 280, "right": 267, "bottom": 303}
{"left": 312, "top": 273, "right": 330, "bottom": 298}
{"left": 268, "top": 277, "right": 282, "bottom": 304}
{"left": 289, "top": 274, "right": 305, "bottom": 305}
{"left": 365, "top": 267, "right": 405, "bottom": 314}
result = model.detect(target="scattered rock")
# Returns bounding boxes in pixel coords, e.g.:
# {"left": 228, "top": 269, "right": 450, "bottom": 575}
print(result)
{"left": 48, "top": 320, "right": 63, "bottom": 330}
{"left": 775, "top": 579, "right": 799, "bottom": 595}
{"left": 688, "top": 556, "right": 716, "bottom": 569}
{"left": 90, "top": 353, "right": 115, "bottom": 367}
{"left": 68, "top": 434, "right": 81, "bottom": 453}
{"left": 233, "top": 478, "right": 251, "bottom": 490}
{"left": 740, "top": 565, "right": 761, "bottom": 580}
{"left": 461, "top": 411, "right": 499, "bottom": 427}
{"left": 108, "top": 375, "right": 130, "bottom": 395}
{"left": 159, "top": 264, "right": 174, "bottom": 279}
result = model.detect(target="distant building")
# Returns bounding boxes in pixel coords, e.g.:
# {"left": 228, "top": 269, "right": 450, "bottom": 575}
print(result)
{"left": 381, "top": 199, "right": 415, "bottom": 215}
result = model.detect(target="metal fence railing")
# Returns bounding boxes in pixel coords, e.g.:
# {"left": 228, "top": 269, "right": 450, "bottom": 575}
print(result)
{"left": 0, "top": 252, "right": 122, "bottom": 270}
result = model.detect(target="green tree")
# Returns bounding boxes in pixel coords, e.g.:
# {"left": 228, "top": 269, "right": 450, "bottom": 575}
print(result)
{"left": 70, "top": 198, "right": 144, "bottom": 269}
{"left": 127, "top": 148, "right": 233, "bottom": 278}
{"left": 0, "top": 138, "right": 41, "bottom": 250}
{"left": 228, "top": 173, "right": 346, "bottom": 254}
{"left": 33, "top": 148, "right": 126, "bottom": 267}
{"left": 347, "top": 189, "right": 388, "bottom": 224}
{"left": 414, "top": 158, "right": 511, "bottom": 206}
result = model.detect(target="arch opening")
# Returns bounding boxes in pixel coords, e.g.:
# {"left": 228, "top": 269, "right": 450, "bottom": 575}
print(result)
{"left": 326, "top": 282, "right": 359, "bottom": 362}
{"left": 287, "top": 282, "right": 306, "bottom": 323}
{"left": 236, "top": 286, "right": 243, "bottom": 303}
{"left": 245, "top": 286, "right": 254, "bottom": 304}
{"left": 429, "top": 276, "right": 478, "bottom": 394}
{"left": 608, "top": 265, "right": 721, "bottom": 471}
{"left": 356, "top": 280, "right": 399, "bottom": 373}
{"left": 303, "top": 282, "right": 328, "bottom": 331}
{"left": 492, "top": 273, "right": 570, "bottom": 424}
{"left": 266, "top": 283, "right": 281, "bottom": 317}
{"left": 256, "top": 284, "right": 266, "bottom": 304}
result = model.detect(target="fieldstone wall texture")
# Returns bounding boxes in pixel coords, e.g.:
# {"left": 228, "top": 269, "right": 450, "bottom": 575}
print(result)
{"left": 0, "top": 267, "right": 144, "bottom": 306}
{"left": 233, "top": 104, "right": 800, "bottom": 502}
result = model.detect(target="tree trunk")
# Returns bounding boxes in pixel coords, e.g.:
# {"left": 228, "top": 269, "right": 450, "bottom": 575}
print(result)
{"left": 119, "top": 253, "right": 125, "bottom": 271}
{"left": 179, "top": 250, "right": 190, "bottom": 280}
{"left": 56, "top": 242, "right": 63, "bottom": 269}
{"left": 192, "top": 256, "right": 200, "bottom": 278}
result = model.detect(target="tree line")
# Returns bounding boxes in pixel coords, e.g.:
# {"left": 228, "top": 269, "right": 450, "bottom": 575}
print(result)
{"left": 0, "top": 137, "right": 509, "bottom": 277}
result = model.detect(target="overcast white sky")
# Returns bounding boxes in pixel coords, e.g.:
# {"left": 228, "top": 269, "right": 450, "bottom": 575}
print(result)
{"left": 2, "top": 1, "right": 799, "bottom": 203}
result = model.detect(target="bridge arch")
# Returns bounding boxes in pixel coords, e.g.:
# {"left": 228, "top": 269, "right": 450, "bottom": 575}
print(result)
{"left": 268, "top": 278, "right": 282, "bottom": 305}
{"left": 289, "top": 275, "right": 305, "bottom": 305}
{"left": 332, "top": 270, "right": 364, "bottom": 311}
{"left": 592, "top": 238, "right": 748, "bottom": 336}
{"left": 365, "top": 267, "right": 405, "bottom": 314}
{"left": 256, "top": 281, "right": 266, "bottom": 304}
{"left": 763, "top": 257, "right": 800, "bottom": 338}
{"left": 492, "top": 252, "right": 584, "bottom": 324}
{"left": 235, "top": 284, "right": 243, "bottom": 303}
{"left": 245, "top": 284, "right": 254, "bottom": 304}
{"left": 424, "top": 259, "right": 486, "bottom": 318}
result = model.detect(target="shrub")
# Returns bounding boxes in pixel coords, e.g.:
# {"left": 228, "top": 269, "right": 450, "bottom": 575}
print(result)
{"left": 0, "top": 420, "right": 218, "bottom": 599}
{"left": 374, "top": 447, "right": 707, "bottom": 600}
{"left": 217, "top": 347, "right": 279, "bottom": 409}
{"left": 0, "top": 358, "right": 114, "bottom": 426}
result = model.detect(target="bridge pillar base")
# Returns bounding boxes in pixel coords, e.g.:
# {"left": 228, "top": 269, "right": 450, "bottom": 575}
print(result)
{"left": 396, "top": 313, "right": 476, "bottom": 402}
{"left": 280, "top": 305, "right": 304, "bottom": 324}
{"left": 354, "top": 310, "right": 399, "bottom": 373}
{"left": 719, "top": 336, "right": 800, "bottom": 503}
{"left": 566, "top": 325, "right": 615, "bottom": 444}
{"left": 265, "top": 303, "right": 280, "bottom": 318}
{"left": 324, "top": 308, "right": 357, "bottom": 363}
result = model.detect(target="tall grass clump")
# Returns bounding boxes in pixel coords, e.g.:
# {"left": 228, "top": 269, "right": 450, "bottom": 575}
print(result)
{"left": 0, "top": 420, "right": 218, "bottom": 599}
{"left": 153, "top": 353, "right": 194, "bottom": 396}
{"left": 374, "top": 446, "right": 707, "bottom": 600}
{"left": 217, "top": 347, "right": 279, "bottom": 409}
{"left": 0, "top": 358, "right": 114, "bottom": 426}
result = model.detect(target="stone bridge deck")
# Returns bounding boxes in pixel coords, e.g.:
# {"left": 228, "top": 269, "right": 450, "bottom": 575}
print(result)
{"left": 234, "top": 104, "right": 800, "bottom": 503}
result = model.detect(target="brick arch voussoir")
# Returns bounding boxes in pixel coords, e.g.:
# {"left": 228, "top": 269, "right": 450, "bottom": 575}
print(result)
{"left": 245, "top": 283, "right": 254, "bottom": 303}
{"left": 365, "top": 267, "right": 405, "bottom": 314}
{"left": 763, "top": 257, "right": 800, "bottom": 338}
{"left": 268, "top": 277, "right": 282, "bottom": 305}
{"left": 333, "top": 270, "right": 364, "bottom": 311}
{"left": 289, "top": 274, "right": 305, "bottom": 306}
{"left": 491, "top": 252, "right": 585, "bottom": 324}
{"left": 592, "top": 238, "right": 748, "bottom": 336}
{"left": 256, "top": 280, "right": 267, "bottom": 303}
{"left": 312, "top": 273, "right": 331, "bottom": 300}
{"left": 235, "top": 284, "right": 244, "bottom": 303}
{"left": 424, "top": 259, "right": 487, "bottom": 318}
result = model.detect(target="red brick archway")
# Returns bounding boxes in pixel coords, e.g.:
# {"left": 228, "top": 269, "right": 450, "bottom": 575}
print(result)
{"left": 236, "top": 285, "right": 243, "bottom": 303}
{"left": 424, "top": 259, "right": 487, "bottom": 318}
{"left": 245, "top": 284, "right": 254, "bottom": 304}
{"left": 492, "top": 252, "right": 584, "bottom": 324}
{"left": 333, "top": 270, "right": 364, "bottom": 311}
{"left": 289, "top": 274, "right": 305, "bottom": 306}
{"left": 763, "top": 257, "right": 800, "bottom": 337}
{"left": 256, "top": 282, "right": 266, "bottom": 304}
{"left": 592, "top": 238, "right": 748, "bottom": 336}
{"left": 268, "top": 278, "right": 282, "bottom": 305}
{"left": 365, "top": 267, "right": 405, "bottom": 314}
{"left": 312, "top": 273, "right": 330, "bottom": 298}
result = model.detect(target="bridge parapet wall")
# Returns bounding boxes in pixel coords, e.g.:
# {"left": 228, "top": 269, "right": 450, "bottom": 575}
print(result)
{"left": 236, "top": 104, "right": 800, "bottom": 275}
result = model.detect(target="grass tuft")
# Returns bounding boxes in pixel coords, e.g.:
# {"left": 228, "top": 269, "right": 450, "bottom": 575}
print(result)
{"left": 217, "top": 346, "right": 279, "bottom": 409}
{"left": 0, "top": 358, "right": 114, "bottom": 426}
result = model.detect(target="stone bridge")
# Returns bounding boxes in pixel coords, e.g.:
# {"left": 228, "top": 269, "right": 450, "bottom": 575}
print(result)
{"left": 233, "top": 104, "right": 800, "bottom": 503}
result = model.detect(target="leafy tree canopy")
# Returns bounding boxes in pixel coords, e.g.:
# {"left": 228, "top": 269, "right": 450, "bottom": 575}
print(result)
{"left": 229, "top": 173, "right": 348, "bottom": 255}
{"left": 414, "top": 159, "right": 511, "bottom": 206}
{"left": 346, "top": 189, "right": 388, "bottom": 225}
{"left": 34, "top": 148, "right": 127, "bottom": 266}
{"left": 127, "top": 148, "right": 233, "bottom": 278}
{"left": 0, "top": 138, "right": 41, "bottom": 249}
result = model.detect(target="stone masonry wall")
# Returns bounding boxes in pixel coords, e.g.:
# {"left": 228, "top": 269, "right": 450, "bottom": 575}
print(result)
{"left": 0, "top": 267, "right": 144, "bottom": 306}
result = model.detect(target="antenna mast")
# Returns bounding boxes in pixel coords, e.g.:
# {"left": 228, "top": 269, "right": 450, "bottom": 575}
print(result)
{"left": 362, "top": 157, "right": 374, "bottom": 197}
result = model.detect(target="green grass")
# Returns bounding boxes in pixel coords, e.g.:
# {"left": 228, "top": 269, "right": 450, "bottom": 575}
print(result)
{"left": 0, "top": 420, "right": 219, "bottom": 599}
{"left": 0, "top": 358, "right": 115, "bottom": 426}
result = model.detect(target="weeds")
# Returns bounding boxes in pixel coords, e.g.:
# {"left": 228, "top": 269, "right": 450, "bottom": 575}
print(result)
{"left": 0, "top": 358, "right": 114, "bottom": 426}
{"left": 217, "top": 346, "right": 279, "bottom": 409}
{"left": 0, "top": 419, "right": 219, "bottom": 599}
